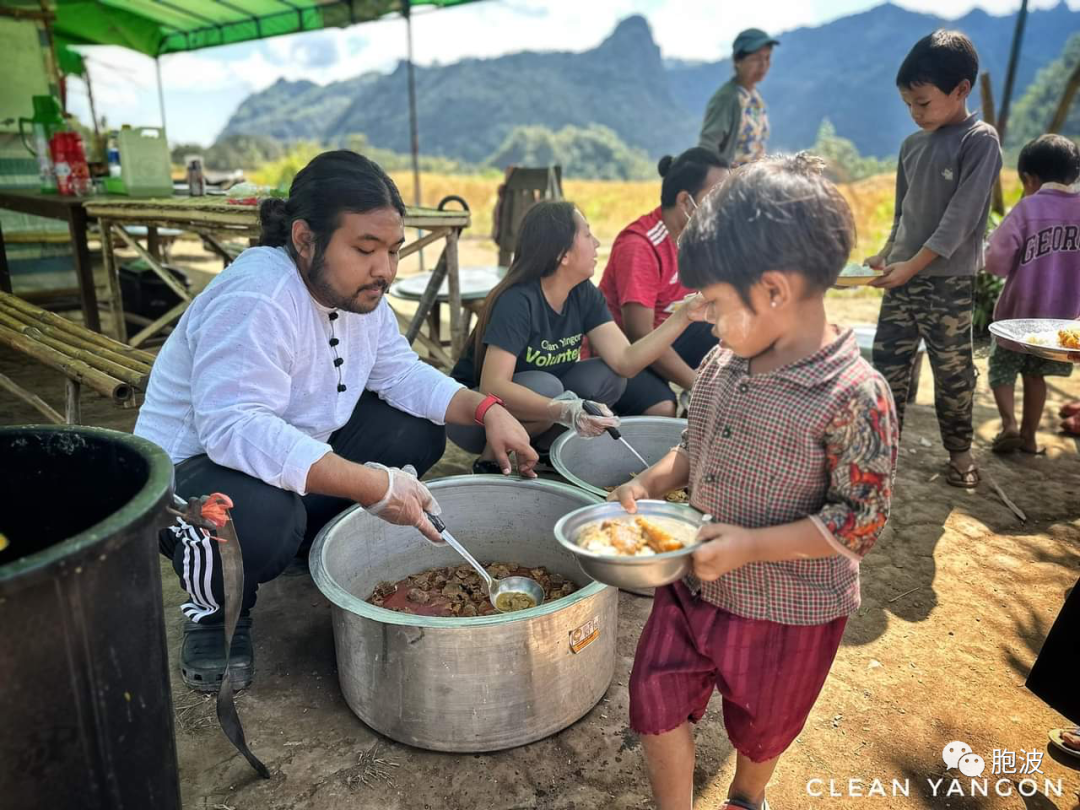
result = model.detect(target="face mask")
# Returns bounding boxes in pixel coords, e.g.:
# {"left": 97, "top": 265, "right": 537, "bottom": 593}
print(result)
{"left": 676, "top": 195, "right": 699, "bottom": 250}
{"left": 683, "top": 194, "right": 699, "bottom": 221}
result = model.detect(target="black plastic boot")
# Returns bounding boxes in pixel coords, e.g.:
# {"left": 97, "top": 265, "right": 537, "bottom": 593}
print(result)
{"left": 180, "top": 616, "right": 254, "bottom": 692}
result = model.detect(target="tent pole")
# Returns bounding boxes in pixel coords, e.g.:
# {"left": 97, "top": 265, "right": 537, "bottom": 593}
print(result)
{"left": 155, "top": 57, "right": 167, "bottom": 133}
{"left": 996, "top": 0, "right": 1028, "bottom": 146}
{"left": 84, "top": 64, "right": 101, "bottom": 140}
{"left": 403, "top": 0, "right": 425, "bottom": 270}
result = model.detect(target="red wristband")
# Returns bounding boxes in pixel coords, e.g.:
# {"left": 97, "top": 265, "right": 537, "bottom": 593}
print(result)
{"left": 474, "top": 394, "right": 505, "bottom": 426}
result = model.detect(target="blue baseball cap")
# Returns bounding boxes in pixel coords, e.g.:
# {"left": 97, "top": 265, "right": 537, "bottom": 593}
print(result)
{"left": 733, "top": 28, "right": 780, "bottom": 57}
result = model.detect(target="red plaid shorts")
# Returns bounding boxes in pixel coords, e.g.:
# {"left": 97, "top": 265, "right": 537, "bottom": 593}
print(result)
{"left": 629, "top": 581, "right": 847, "bottom": 762}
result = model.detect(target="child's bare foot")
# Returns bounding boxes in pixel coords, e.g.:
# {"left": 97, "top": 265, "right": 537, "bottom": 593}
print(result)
{"left": 1018, "top": 430, "right": 1045, "bottom": 455}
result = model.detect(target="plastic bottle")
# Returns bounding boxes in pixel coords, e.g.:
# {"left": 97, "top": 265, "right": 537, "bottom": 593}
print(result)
{"left": 107, "top": 132, "right": 122, "bottom": 178}
{"left": 187, "top": 158, "right": 205, "bottom": 196}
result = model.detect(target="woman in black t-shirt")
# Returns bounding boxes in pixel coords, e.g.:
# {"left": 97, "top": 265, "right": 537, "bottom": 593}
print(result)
{"left": 449, "top": 201, "right": 704, "bottom": 473}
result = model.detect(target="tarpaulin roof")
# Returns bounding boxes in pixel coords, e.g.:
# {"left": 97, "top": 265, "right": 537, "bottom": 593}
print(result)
{"left": 45, "top": 0, "right": 480, "bottom": 57}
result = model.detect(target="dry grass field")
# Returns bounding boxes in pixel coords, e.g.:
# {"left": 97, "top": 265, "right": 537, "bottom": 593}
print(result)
{"left": 384, "top": 168, "right": 1021, "bottom": 265}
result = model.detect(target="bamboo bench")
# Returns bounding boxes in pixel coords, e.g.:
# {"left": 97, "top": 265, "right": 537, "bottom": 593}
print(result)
{"left": 0, "top": 291, "right": 154, "bottom": 424}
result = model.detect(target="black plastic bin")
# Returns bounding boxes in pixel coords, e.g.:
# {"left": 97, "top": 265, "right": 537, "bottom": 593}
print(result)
{"left": 0, "top": 426, "right": 180, "bottom": 809}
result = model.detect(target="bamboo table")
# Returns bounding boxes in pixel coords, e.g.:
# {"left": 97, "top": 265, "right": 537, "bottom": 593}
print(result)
{"left": 84, "top": 197, "right": 471, "bottom": 365}
{"left": 0, "top": 191, "right": 99, "bottom": 332}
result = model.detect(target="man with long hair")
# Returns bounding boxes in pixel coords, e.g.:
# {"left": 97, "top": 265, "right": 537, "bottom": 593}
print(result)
{"left": 136, "top": 150, "right": 536, "bottom": 691}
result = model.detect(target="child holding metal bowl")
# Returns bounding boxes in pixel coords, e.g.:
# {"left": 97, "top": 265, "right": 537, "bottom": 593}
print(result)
{"left": 611, "top": 153, "right": 900, "bottom": 810}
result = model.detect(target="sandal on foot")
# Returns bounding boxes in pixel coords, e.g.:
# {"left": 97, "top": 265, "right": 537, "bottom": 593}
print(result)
{"left": 1059, "top": 401, "right": 1080, "bottom": 419}
{"left": 181, "top": 617, "right": 254, "bottom": 692}
{"left": 471, "top": 458, "right": 504, "bottom": 475}
{"left": 991, "top": 431, "right": 1023, "bottom": 454}
{"left": 473, "top": 452, "right": 554, "bottom": 476}
{"left": 1049, "top": 728, "right": 1080, "bottom": 758}
{"left": 1020, "top": 445, "right": 1046, "bottom": 455}
{"left": 721, "top": 800, "right": 770, "bottom": 810}
{"left": 945, "top": 462, "right": 980, "bottom": 489}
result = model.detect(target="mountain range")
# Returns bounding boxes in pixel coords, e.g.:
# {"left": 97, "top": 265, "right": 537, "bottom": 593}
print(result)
{"left": 217, "top": 2, "right": 1080, "bottom": 162}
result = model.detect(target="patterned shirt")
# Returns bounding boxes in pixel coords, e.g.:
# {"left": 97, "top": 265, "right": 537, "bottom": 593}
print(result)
{"left": 734, "top": 86, "right": 769, "bottom": 166}
{"left": 679, "top": 329, "right": 899, "bottom": 625}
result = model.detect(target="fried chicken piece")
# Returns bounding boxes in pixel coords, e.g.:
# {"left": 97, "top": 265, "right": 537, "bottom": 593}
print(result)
{"left": 636, "top": 517, "right": 685, "bottom": 553}
{"left": 602, "top": 519, "right": 643, "bottom": 555}
{"left": 1059, "top": 327, "right": 1080, "bottom": 350}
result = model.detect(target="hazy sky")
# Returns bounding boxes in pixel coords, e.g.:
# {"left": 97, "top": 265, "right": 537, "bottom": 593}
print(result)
{"left": 64, "top": 0, "right": 1075, "bottom": 146}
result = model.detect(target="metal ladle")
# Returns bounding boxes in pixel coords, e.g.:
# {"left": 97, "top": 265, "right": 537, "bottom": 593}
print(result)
{"left": 426, "top": 513, "right": 545, "bottom": 613}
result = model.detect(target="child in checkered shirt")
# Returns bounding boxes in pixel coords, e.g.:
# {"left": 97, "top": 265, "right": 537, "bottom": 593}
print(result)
{"left": 611, "top": 154, "right": 899, "bottom": 810}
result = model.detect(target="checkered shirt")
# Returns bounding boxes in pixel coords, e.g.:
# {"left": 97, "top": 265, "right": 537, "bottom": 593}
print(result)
{"left": 680, "top": 329, "right": 899, "bottom": 625}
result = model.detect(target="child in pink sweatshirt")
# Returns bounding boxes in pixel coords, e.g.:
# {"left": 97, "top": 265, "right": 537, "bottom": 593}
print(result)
{"left": 986, "top": 134, "right": 1080, "bottom": 454}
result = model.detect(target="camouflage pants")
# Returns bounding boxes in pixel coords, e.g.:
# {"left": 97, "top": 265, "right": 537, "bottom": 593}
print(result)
{"left": 872, "top": 275, "right": 976, "bottom": 452}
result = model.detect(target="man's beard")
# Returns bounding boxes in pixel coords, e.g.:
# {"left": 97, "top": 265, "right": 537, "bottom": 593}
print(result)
{"left": 307, "top": 256, "right": 387, "bottom": 314}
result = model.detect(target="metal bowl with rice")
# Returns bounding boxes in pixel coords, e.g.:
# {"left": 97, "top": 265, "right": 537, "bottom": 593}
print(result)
{"left": 553, "top": 500, "right": 709, "bottom": 591}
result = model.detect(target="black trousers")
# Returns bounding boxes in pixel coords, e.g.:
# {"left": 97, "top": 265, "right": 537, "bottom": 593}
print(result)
{"left": 159, "top": 390, "right": 446, "bottom": 622}
{"left": 1026, "top": 579, "right": 1080, "bottom": 725}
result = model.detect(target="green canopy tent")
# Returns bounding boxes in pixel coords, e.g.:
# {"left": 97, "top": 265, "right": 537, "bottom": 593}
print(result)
{"left": 33, "top": 0, "right": 485, "bottom": 211}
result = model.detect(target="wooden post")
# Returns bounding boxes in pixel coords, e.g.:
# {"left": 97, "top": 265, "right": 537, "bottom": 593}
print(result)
{"left": 1049, "top": 59, "right": 1080, "bottom": 134}
{"left": 405, "top": 247, "right": 449, "bottom": 345}
{"left": 0, "top": 371, "right": 64, "bottom": 423}
{"left": 128, "top": 299, "right": 188, "bottom": 348}
{"left": 112, "top": 225, "right": 191, "bottom": 303}
{"left": 65, "top": 378, "right": 81, "bottom": 424}
{"left": 980, "top": 72, "right": 1005, "bottom": 215}
{"left": 445, "top": 229, "right": 465, "bottom": 358}
{"left": 66, "top": 203, "right": 101, "bottom": 332}
{"left": 403, "top": 0, "right": 425, "bottom": 272}
{"left": 147, "top": 225, "right": 161, "bottom": 261}
{"left": 996, "top": 0, "right": 1029, "bottom": 147}
{"left": 99, "top": 219, "right": 128, "bottom": 342}
{"left": 83, "top": 62, "right": 101, "bottom": 141}
{"left": 0, "top": 220, "right": 11, "bottom": 294}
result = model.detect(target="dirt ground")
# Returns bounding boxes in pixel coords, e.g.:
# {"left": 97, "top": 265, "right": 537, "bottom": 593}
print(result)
{"left": 2, "top": 238, "right": 1079, "bottom": 809}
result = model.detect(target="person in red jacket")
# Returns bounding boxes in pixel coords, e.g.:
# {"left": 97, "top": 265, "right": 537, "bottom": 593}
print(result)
{"left": 598, "top": 147, "right": 729, "bottom": 416}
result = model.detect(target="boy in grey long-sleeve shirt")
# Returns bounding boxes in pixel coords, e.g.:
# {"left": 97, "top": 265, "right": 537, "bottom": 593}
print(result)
{"left": 866, "top": 30, "right": 1002, "bottom": 490}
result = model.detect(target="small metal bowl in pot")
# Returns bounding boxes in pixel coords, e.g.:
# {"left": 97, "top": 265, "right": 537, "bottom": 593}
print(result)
{"left": 553, "top": 500, "right": 709, "bottom": 591}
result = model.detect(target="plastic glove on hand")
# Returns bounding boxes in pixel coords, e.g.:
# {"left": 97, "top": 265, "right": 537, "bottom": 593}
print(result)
{"left": 547, "top": 392, "right": 620, "bottom": 438}
{"left": 363, "top": 463, "right": 443, "bottom": 544}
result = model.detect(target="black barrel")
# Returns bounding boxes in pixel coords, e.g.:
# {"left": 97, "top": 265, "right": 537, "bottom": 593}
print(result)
{"left": 0, "top": 426, "right": 180, "bottom": 809}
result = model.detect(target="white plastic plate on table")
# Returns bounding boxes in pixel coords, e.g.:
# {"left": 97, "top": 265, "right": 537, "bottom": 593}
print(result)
{"left": 988, "top": 318, "right": 1080, "bottom": 364}
{"left": 391, "top": 266, "right": 505, "bottom": 301}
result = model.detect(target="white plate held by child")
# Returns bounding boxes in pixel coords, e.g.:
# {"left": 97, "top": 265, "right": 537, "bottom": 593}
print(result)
{"left": 834, "top": 263, "right": 885, "bottom": 287}
{"left": 988, "top": 318, "right": 1080, "bottom": 364}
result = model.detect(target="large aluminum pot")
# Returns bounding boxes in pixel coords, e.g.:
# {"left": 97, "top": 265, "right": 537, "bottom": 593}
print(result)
{"left": 310, "top": 476, "right": 617, "bottom": 752}
{"left": 551, "top": 416, "right": 687, "bottom": 497}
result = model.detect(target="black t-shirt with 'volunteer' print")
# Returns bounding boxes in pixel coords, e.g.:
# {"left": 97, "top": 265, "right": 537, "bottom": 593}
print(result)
{"left": 451, "top": 278, "right": 612, "bottom": 384}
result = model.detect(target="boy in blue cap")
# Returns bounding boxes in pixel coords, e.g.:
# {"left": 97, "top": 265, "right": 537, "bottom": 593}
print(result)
{"left": 699, "top": 28, "right": 780, "bottom": 166}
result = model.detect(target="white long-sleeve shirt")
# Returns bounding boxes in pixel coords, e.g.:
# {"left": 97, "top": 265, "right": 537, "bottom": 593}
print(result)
{"left": 135, "top": 246, "right": 463, "bottom": 494}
